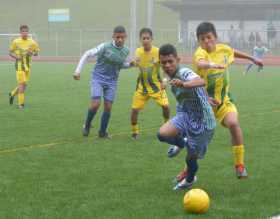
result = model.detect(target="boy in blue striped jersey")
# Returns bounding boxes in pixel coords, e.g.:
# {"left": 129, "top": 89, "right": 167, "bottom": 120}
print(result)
{"left": 157, "top": 44, "right": 216, "bottom": 190}
{"left": 73, "top": 26, "right": 132, "bottom": 138}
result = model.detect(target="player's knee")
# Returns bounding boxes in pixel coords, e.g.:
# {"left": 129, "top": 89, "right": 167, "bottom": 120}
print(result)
{"left": 157, "top": 131, "right": 166, "bottom": 142}
{"left": 227, "top": 121, "right": 240, "bottom": 131}
{"left": 131, "top": 108, "right": 139, "bottom": 114}
{"left": 90, "top": 102, "right": 100, "bottom": 111}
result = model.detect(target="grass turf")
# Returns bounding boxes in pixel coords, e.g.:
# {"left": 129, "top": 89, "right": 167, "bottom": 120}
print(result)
{"left": 0, "top": 62, "right": 279, "bottom": 219}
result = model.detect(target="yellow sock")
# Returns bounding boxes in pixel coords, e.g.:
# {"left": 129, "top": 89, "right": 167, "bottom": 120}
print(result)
{"left": 131, "top": 124, "right": 139, "bottom": 134}
{"left": 232, "top": 145, "right": 245, "bottom": 166}
{"left": 11, "top": 87, "right": 18, "bottom": 96}
{"left": 18, "top": 93, "right": 25, "bottom": 105}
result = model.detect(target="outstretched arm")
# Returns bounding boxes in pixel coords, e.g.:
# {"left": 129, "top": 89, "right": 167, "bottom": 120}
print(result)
{"left": 170, "top": 77, "right": 205, "bottom": 89}
{"left": 73, "top": 43, "right": 104, "bottom": 80}
{"left": 234, "top": 49, "right": 263, "bottom": 67}
{"left": 196, "top": 59, "right": 225, "bottom": 70}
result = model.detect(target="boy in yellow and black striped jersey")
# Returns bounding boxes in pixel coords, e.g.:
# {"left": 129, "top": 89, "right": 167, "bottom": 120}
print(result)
{"left": 9, "top": 25, "right": 39, "bottom": 109}
{"left": 130, "top": 28, "right": 170, "bottom": 139}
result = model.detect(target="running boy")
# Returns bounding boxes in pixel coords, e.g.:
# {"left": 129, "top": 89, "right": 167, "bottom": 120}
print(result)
{"left": 73, "top": 26, "right": 131, "bottom": 138}
{"left": 157, "top": 44, "right": 216, "bottom": 190}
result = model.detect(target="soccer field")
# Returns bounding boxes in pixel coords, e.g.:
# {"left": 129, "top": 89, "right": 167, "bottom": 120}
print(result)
{"left": 0, "top": 62, "right": 279, "bottom": 219}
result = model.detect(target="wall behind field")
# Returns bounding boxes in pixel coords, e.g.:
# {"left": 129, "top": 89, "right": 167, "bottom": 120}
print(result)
{"left": 0, "top": 0, "right": 178, "bottom": 31}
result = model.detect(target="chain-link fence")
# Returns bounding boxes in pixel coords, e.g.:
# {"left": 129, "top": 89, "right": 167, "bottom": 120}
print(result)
{"left": 1, "top": 28, "right": 279, "bottom": 57}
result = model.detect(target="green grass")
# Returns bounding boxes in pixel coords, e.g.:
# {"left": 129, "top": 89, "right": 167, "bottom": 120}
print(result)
{"left": 0, "top": 62, "right": 280, "bottom": 219}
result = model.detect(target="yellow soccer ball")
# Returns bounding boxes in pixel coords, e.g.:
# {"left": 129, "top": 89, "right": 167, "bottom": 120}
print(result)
{"left": 183, "top": 189, "right": 210, "bottom": 214}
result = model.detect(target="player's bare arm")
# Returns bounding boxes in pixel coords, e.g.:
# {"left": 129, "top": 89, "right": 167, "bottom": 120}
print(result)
{"left": 234, "top": 49, "right": 263, "bottom": 67}
{"left": 170, "top": 77, "right": 205, "bottom": 88}
{"left": 197, "top": 59, "right": 225, "bottom": 70}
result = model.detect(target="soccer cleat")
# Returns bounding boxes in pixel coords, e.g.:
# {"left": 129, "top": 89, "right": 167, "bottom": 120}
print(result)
{"left": 235, "top": 164, "right": 248, "bottom": 179}
{"left": 98, "top": 132, "right": 112, "bottom": 139}
{"left": 18, "top": 104, "right": 24, "bottom": 109}
{"left": 173, "top": 168, "right": 188, "bottom": 183}
{"left": 173, "top": 176, "right": 197, "bottom": 191}
{"left": 167, "top": 145, "right": 181, "bottom": 158}
{"left": 131, "top": 133, "right": 139, "bottom": 140}
{"left": 82, "top": 124, "right": 91, "bottom": 137}
{"left": 9, "top": 93, "right": 14, "bottom": 105}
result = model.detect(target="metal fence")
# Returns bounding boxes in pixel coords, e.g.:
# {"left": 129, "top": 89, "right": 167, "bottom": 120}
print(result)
{"left": 1, "top": 28, "right": 280, "bottom": 57}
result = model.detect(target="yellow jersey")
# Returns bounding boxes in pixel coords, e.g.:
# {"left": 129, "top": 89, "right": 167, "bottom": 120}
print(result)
{"left": 135, "top": 46, "right": 161, "bottom": 94}
{"left": 10, "top": 37, "right": 40, "bottom": 72}
{"left": 193, "top": 44, "right": 234, "bottom": 104}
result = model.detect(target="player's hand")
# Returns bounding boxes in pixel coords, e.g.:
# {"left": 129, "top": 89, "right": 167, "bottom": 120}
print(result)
{"left": 252, "top": 58, "right": 263, "bottom": 67}
{"left": 208, "top": 97, "right": 221, "bottom": 107}
{"left": 160, "top": 82, "right": 166, "bottom": 90}
{"left": 73, "top": 73, "right": 80, "bottom": 80}
{"left": 170, "top": 79, "right": 184, "bottom": 87}
{"left": 161, "top": 78, "right": 169, "bottom": 90}
{"left": 130, "top": 60, "right": 138, "bottom": 67}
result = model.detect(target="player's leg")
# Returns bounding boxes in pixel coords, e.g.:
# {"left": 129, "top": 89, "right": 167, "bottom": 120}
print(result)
{"left": 152, "top": 90, "right": 170, "bottom": 123}
{"left": 174, "top": 129, "right": 214, "bottom": 190}
{"left": 222, "top": 111, "right": 248, "bottom": 179}
{"left": 9, "top": 86, "right": 18, "bottom": 105}
{"left": 16, "top": 71, "right": 28, "bottom": 109}
{"left": 98, "top": 83, "right": 117, "bottom": 138}
{"left": 130, "top": 91, "right": 149, "bottom": 139}
{"left": 244, "top": 63, "right": 253, "bottom": 75}
{"left": 157, "top": 113, "right": 187, "bottom": 155}
{"left": 9, "top": 71, "right": 19, "bottom": 105}
{"left": 82, "top": 80, "right": 102, "bottom": 136}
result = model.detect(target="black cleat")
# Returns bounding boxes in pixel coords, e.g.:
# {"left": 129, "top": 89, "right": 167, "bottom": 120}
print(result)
{"left": 131, "top": 133, "right": 139, "bottom": 140}
{"left": 9, "top": 93, "right": 14, "bottom": 105}
{"left": 82, "top": 124, "right": 91, "bottom": 137}
{"left": 98, "top": 131, "right": 112, "bottom": 139}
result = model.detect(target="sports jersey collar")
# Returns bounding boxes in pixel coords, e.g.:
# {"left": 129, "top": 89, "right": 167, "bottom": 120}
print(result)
{"left": 112, "top": 41, "right": 123, "bottom": 49}
{"left": 170, "top": 66, "right": 181, "bottom": 79}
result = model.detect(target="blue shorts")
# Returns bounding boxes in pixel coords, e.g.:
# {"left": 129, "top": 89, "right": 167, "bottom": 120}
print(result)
{"left": 91, "top": 80, "right": 117, "bottom": 102}
{"left": 170, "top": 113, "right": 215, "bottom": 159}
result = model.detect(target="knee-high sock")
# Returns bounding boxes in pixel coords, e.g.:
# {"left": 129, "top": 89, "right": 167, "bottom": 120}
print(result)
{"left": 245, "top": 64, "right": 253, "bottom": 73}
{"left": 18, "top": 93, "right": 25, "bottom": 105}
{"left": 232, "top": 145, "right": 244, "bottom": 166}
{"left": 186, "top": 159, "right": 198, "bottom": 183}
{"left": 11, "top": 87, "right": 18, "bottom": 96}
{"left": 157, "top": 132, "right": 186, "bottom": 148}
{"left": 131, "top": 124, "right": 139, "bottom": 134}
{"left": 85, "top": 109, "right": 97, "bottom": 127}
{"left": 99, "top": 111, "right": 111, "bottom": 134}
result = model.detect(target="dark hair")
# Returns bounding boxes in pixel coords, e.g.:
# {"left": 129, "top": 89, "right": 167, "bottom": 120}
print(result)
{"left": 139, "top": 27, "right": 153, "bottom": 38}
{"left": 20, "top": 25, "right": 29, "bottom": 31}
{"left": 196, "top": 22, "right": 217, "bottom": 39}
{"left": 113, "top": 25, "right": 126, "bottom": 34}
{"left": 159, "top": 44, "right": 177, "bottom": 57}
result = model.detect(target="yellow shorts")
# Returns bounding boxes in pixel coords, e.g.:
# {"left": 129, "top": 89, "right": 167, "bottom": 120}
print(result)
{"left": 132, "top": 90, "right": 169, "bottom": 110}
{"left": 16, "top": 70, "right": 30, "bottom": 84}
{"left": 213, "top": 98, "right": 238, "bottom": 124}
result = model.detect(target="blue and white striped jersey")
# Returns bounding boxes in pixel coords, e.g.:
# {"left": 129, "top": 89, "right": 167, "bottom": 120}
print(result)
{"left": 170, "top": 67, "right": 216, "bottom": 132}
{"left": 75, "top": 41, "right": 130, "bottom": 83}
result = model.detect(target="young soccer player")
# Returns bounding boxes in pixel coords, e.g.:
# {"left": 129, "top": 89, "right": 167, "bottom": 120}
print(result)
{"left": 73, "top": 26, "right": 132, "bottom": 138}
{"left": 244, "top": 41, "right": 268, "bottom": 74}
{"left": 130, "top": 28, "right": 170, "bottom": 139}
{"left": 9, "top": 25, "right": 40, "bottom": 109}
{"left": 174, "top": 22, "right": 263, "bottom": 181}
{"left": 157, "top": 44, "right": 216, "bottom": 190}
